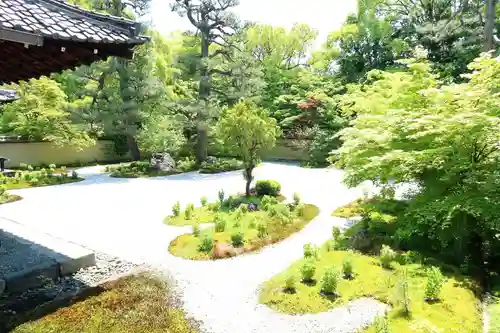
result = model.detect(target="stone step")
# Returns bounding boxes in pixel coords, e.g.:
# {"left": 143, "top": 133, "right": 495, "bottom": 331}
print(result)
{"left": 0, "top": 217, "right": 95, "bottom": 295}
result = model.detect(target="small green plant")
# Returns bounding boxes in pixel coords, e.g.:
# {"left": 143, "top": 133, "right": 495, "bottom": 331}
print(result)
{"left": 198, "top": 235, "right": 213, "bottom": 253}
{"left": 29, "top": 177, "right": 39, "bottom": 185}
{"left": 296, "top": 204, "right": 306, "bottom": 217}
{"left": 332, "top": 226, "right": 341, "bottom": 240}
{"left": 261, "top": 195, "right": 278, "bottom": 211}
{"left": 373, "top": 313, "right": 391, "bottom": 333}
{"left": 184, "top": 203, "right": 195, "bottom": 220}
{"left": 200, "top": 196, "right": 208, "bottom": 206}
{"left": 233, "top": 219, "right": 241, "bottom": 228}
{"left": 284, "top": 275, "right": 296, "bottom": 292}
{"left": 0, "top": 185, "right": 6, "bottom": 196}
{"left": 193, "top": 223, "right": 201, "bottom": 237}
{"left": 231, "top": 231, "right": 244, "bottom": 248}
{"left": 342, "top": 256, "right": 354, "bottom": 279}
{"left": 234, "top": 208, "right": 244, "bottom": 221}
{"left": 214, "top": 215, "right": 227, "bottom": 232}
{"left": 248, "top": 218, "right": 257, "bottom": 229}
{"left": 380, "top": 244, "right": 396, "bottom": 269}
{"left": 257, "top": 223, "right": 268, "bottom": 238}
{"left": 47, "top": 167, "right": 54, "bottom": 177}
{"left": 218, "top": 189, "right": 225, "bottom": 203}
{"left": 255, "top": 180, "right": 281, "bottom": 196}
{"left": 49, "top": 164, "right": 56, "bottom": 169}
{"left": 27, "top": 165, "right": 34, "bottom": 171}
{"left": 172, "top": 201, "right": 181, "bottom": 217}
{"left": 239, "top": 203, "right": 249, "bottom": 213}
{"left": 60, "top": 166, "right": 67, "bottom": 177}
{"left": 303, "top": 243, "right": 319, "bottom": 260}
{"left": 395, "top": 268, "right": 412, "bottom": 317}
{"left": 293, "top": 192, "right": 301, "bottom": 206}
{"left": 71, "top": 170, "right": 78, "bottom": 179}
{"left": 300, "top": 260, "right": 316, "bottom": 282}
{"left": 424, "top": 266, "right": 445, "bottom": 302}
{"left": 268, "top": 205, "right": 278, "bottom": 218}
{"left": 321, "top": 267, "right": 340, "bottom": 295}
{"left": 23, "top": 173, "right": 32, "bottom": 181}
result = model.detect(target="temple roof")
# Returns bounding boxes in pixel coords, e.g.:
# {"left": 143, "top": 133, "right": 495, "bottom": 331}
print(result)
{"left": 0, "top": 0, "right": 148, "bottom": 83}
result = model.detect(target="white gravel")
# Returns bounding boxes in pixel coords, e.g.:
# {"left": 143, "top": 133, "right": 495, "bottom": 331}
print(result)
{"left": 1, "top": 162, "right": 390, "bottom": 333}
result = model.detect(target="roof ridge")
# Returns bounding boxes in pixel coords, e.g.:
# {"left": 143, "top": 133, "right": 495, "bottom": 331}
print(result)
{"left": 38, "top": 0, "right": 140, "bottom": 35}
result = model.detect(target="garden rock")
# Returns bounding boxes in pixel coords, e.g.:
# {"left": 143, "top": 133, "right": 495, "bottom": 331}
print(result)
{"left": 205, "top": 156, "right": 218, "bottom": 165}
{"left": 150, "top": 153, "right": 176, "bottom": 172}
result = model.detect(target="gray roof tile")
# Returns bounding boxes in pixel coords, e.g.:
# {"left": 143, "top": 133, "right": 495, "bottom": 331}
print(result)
{"left": 0, "top": 0, "right": 146, "bottom": 44}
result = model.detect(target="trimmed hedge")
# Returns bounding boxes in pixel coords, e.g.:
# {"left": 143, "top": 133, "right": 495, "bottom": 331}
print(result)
{"left": 255, "top": 180, "right": 281, "bottom": 197}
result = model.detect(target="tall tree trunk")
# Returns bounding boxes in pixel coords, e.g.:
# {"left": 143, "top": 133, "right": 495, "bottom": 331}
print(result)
{"left": 484, "top": 0, "right": 497, "bottom": 52}
{"left": 196, "top": 29, "right": 211, "bottom": 163}
{"left": 126, "top": 134, "right": 141, "bottom": 161}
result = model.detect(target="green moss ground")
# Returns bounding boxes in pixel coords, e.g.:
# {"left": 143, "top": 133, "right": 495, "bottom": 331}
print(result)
{"left": 259, "top": 248, "right": 482, "bottom": 333}
{"left": 0, "top": 194, "right": 22, "bottom": 205}
{"left": 166, "top": 195, "right": 319, "bottom": 260}
{"left": 5, "top": 177, "right": 83, "bottom": 190}
{"left": 11, "top": 274, "right": 198, "bottom": 333}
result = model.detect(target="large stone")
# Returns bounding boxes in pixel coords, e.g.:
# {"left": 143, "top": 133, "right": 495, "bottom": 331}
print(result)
{"left": 205, "top": 156, "right": 218, "bottom": 165}
{"left": 150, "top": 153, "right": 176, "bottom": 172}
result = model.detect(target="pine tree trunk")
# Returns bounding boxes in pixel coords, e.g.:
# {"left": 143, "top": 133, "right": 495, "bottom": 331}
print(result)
{"left": 196, "top": 29, "right": 211, "bottom": 163}
{"left": 484, "top": 0, "right": 497, "bottom": 51}
{"left": 127, "top": 134, "right": 141, "bottom": 161}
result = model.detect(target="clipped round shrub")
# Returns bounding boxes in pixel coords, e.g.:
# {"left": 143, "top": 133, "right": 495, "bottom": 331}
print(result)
{"left": 300, "top": 260, "right": 316, "bottom": 282}
{"left": 284, "top": 275, "right": 296, "bottom": 292}
{"left": 23, "top": 173, "right": 32, "bottom": 181}
{"left": 27, "top": 165, "right": 34, "bottom": 171}
{"left": 29, "top": 177, "right": 39, "bottom": 186}
{"left": 230, "top": 231, "right": 244, "bottom": 248}
{"left": 200, "top": 196, "right": 208, "bottom": 206}
{"left": 321, "top": 267, "right": 340, "bottom": 295}
{"left": 184, "top": 203, "right": 195, "bottom": 220}
{"left": 198, "top": 235, "right": 213, "bottom": 253}
{"left": 49, "top": 164, "right": 56, "bottom": 169}
{"left": 303, "top": 243, "right": 319, "bottom": 260}
{"left": 172, "top": 201, "right": 181, "bottom": 217}
{"left": 380, "top": 244, "right": 396, "bottom": 269}
{"left": 71, "top": 170, "right": 78, "bottom": 179}
{"left": 255, "top": 180, "right": 281, "bottom": 197}
{"left": 214, "top": 214, "right": 227, "bottom": 232}
{"left": 424, "top": 266, "right": 445, "bottom": 302}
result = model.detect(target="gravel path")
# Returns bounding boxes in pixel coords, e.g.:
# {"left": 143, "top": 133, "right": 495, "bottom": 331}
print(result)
{"left": 0, "top": 162, "right": 391, "bottom": 333}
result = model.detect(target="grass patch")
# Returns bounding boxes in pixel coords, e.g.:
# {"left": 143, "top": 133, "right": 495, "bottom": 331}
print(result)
{"left": 259, "top": 248, "right": 481, "bottom": 333}
{"left": 11, "top": 274, "right": 198, "bottom": 333}
{"left": 167, "top": 195, "right": 319, "bottom": 260}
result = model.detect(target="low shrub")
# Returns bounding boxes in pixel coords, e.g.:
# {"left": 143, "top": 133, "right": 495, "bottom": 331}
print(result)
{"left": 214, "top": 215, "right": 227, "bottom": 232}
{"left": 255, "top": 180, "right": 281, "bottom": 197}
{"left": 261, "top": 195, "right": 278, "bottom": 211}
{"left": 218, "top": 189, "right": 225, "bottom": 203}
{"left": 29, "top": 177, "right": 39, "bottom": 185}
{"left": 424, "top": 266, "right": 445, "bottom": 302}
{"left": 199, "top": 158, "right": 243, "bottom": 174}
{"left": 239, "top": 203, "right": 249, "bottom": 213}
{"left": 396, "top": 250, "right": 422, "bottom": 265}
{"left": 321, "top": 267, "right": 340, "bottom": 295}
{"left": 395, "top": 268, "right": 412, "bottom": 317}
{"left": 177, "top": 157, "right": 198, "bottom": 172}
{"left": 303, "top": 243, "right": 319, "bottom": 260}
{"left": 184, "top": 203, "right": 194, "bottom": 220}
{"left": 373, "top": 313, "right": 391, "bottom": 333}
{"left": 198, "top": 236, "right": 213, "bottom": 253}
{"left": 342, "top": 256, "right": 354, "bottom": 279}
{"left": 231, "top": 231, "right": 244, "bottom": 248}
{"left": 248, "top": 218, "right": 257, "bottom": 229}
{"left": 284, "top": 275, "right": 296, "bottom": 292}
{"left": 172, "top": 201, "right": 181, "bottom": 217}
{"left": 293, "top": 192, "right": 301, "bottom": 206}
{"left": 332, "top": 226, "right": 341, "bottom": 240}
{"left": 296, "top": 204, "right": 306, "bottom": 217}
{"left": 200, "top": 196, "right": 208, "bottom": 207}
{"left": 193, "top": 224, "right": 201, "bottom": 237}
{"left": 300, "top": 260, "right": 316, "bottom": 282}
{"left": 71, "top": 170, "right": 78, "bottom": 179}
{"left": 380, "top": 244, "right": 396, "bottom": 269}
{"left": 257, "top": 223, "right": 268, "bottom": 238}
{"left": 0, "top": 185, "right": 6, "bottom": 196}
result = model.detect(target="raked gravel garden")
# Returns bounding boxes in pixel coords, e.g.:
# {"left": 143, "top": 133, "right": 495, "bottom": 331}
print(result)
{"left": 0, "top": 162, "right": 476, "bottom": 333}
